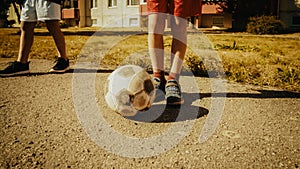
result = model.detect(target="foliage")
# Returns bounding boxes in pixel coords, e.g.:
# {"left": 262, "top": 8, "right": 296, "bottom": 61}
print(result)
{"left": 214, "top": 40, "right": 260, "bottom": 52}
{"left": 247, "top": 15, "right": 285, "bottom": 34}
{"left": 0, "top": 0, "right": 11, "bottom": 20}
{"left": 204, "top": 0, "right": 279, "bottom": 30}
{"left": 184, "top": 55, "right": 208, "bottom": 77}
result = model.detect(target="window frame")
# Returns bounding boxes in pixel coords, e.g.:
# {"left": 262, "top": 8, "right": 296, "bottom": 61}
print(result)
{"left": 140, "top": 0, "right": 146, "bottom": 4}
{"left": 292, "top": 15, "right": 300, "bottom": 25}
{"left": 212, "top": 16, "right": 224, "bottom": 27}
{"left": 92, "top": 0, "right": 98, "bottom": 8}
{"left": 127, "top": 0, "right": 140, "bottom": 6}
{"left": 108, "top": 0, "right": 118, "bottom": 8}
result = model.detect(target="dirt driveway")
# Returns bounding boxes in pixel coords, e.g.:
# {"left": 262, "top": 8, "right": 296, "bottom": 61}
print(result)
{"left": 0, "top": 59, "right": 299, "bottom": 168}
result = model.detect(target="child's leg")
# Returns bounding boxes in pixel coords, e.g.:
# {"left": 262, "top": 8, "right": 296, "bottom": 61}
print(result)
{"left": 169, "top": 16, "right": 187, "bottom": 81}
{"left": 148, "top": 13, "right": 167, "bottom": 79}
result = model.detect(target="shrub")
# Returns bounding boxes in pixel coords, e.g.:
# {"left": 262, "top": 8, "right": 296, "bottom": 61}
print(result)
{"left": 247, "top": 15, "right": 285, "bottom": 34}
{"left": 0, "top": 0, "right": 11, "bottom": 27}
{"left": 59, "top": 20, "right": 69, "bottom": 28}
{"left": 185, "top": 55, "right": 208, "bottom": 77}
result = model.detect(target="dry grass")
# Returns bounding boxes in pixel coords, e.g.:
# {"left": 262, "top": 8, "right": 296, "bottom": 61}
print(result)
{"left": 0, "top": 27, "right": 299, "bottom": 91}
{"left": 0, "top": 28, "right": 90, "bottom": 60}
{"left": 207, "top": 34, "right": 300, "bottom": 91}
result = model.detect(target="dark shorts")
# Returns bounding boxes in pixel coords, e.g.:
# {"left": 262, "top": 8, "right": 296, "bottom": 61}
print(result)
{"left": 147, "top": 0, "right": 202, "bottom": 18}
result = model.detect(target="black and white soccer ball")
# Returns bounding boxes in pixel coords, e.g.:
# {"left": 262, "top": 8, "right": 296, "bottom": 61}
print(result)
{"left": 105, "top": 65, "right": 156, "bottom": 116}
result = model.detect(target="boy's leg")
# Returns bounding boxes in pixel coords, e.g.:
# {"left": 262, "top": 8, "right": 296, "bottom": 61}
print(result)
{"left": 34, "top": 0, "right": 68, "bottom": 72}
{"left": 147, "top": 0, "right": 168, "bottom": 95}
{"left": 17, "top": 21, "right": 36, "bottom": 63}
{"left": 148, "top": 13, "right": 167, "bottom": 94}
{"left": 148, "top": 13, "right": 166, "bottom": 76}
{"left": 46, "top": 20, "right": 69, "bottom": 73}
{"left": 45, "top": 20, "right": 67, "bottom": 60}
{"left": 0, "top": 21, "right": 33, "bottom": 76}
{"left": 169, "top": 16, "right": 187, "bottom": 81}
{"left": 165, "top": 16, "right": 187, "bottom": 105}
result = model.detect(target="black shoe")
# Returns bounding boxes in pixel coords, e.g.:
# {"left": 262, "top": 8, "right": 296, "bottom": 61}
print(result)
{"left": 153, "top": 77, "right": 166, "bottom": 102}
{"left": 49, "top": 58, "right": 69, "bottom": 73}
{"left": 165, "top": 80, "right": 184, "bottom": 105}
{"left": 0, "top": 61, "right": 29, "bottom": 76}
{"left": 153, "top": 77, "right": 166, "bottom": 93}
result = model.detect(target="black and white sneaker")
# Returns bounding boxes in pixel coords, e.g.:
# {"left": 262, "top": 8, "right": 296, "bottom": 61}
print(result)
{"left": 153, "top": 77, "right": 166, "bottom": 93}
{"left": 165, "top": 80, "right": 184, "bottom": 105}
{"left": 153, "top": 77, "right": 166, "bottom": 102}
{"left": 0, "top": 61, "right": 30, "bottom": 76}
{"left": 49, "top": 58, "right": 69, "bottom": 73}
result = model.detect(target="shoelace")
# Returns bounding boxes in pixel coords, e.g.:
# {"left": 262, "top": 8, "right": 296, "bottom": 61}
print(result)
{"left": 166, "top": 85, "right": 181, "bottom": 96}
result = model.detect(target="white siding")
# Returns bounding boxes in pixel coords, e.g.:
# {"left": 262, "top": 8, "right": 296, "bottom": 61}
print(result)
{"left": 91, "top": 0, "right": 140, "bottom": 27}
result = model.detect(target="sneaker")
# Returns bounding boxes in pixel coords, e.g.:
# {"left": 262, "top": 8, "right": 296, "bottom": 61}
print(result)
{"left": 153, "top": 77, "right": 167, "bottom": 102}
{"left": 0, "top": 61, "right": 29, "bottom": 76}
{"left": 153, "top": 77, "right": 166, "bottom": 93}
{"left": 49, "top": 58, "right": 69, "bottom": 73}
{"left": 165, "top": 80, "right": 184, "bottom": 105}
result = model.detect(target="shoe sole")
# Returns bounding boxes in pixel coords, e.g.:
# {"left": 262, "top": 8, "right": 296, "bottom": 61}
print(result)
{"left": 48, "top": 67, "right": 70, "bottom": 73}
{"left": 166, "top": 98, "right": 184, "bottom": 106}
{"left": 0, "top": 70, "right": 30, "bottom": 77}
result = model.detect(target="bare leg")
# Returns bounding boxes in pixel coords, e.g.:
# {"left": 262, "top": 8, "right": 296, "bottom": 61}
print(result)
{"left": 17, "top": 21, "right": 36, "bottom": 63}
{"left": 45, "top": 20, "right": 67, "bottom": 60}
{"left": 169, "top": 16, "right": 187, "bottom": 80}
{"left": 148, "top": 13, "right": 167, "bottom": 73}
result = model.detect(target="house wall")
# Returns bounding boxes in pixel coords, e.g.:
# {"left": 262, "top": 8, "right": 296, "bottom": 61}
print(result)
{"left": 91, "top": 1, "right": 140, "bottom": 27}
{"left": 279, "top": 0, "right": 300, "bottom": 29}
{"left": 201, "top": 13, "right": 232, "bottom": 28}
{"left": 78, "top": 0, "right": 92, "bottom": 27}
{"left": 200, "top": 3, "right": 232, "bottom": 29}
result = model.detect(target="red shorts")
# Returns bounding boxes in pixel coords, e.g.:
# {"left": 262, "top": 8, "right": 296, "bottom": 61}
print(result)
{"left": 147, "top": 0, "right": 202, "bottom": 18}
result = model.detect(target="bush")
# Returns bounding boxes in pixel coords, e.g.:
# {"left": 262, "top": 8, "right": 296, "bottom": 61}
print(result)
{"left": 184, "top": 55, "right": 209, "bottom": 77}
{"left": 0, "top": 0, "right": 11, "bottom": 27}
{"left": 59, "top": 20, "right": 69, "bottom": 28}
{"left": 247, "top": 15, "right": 285, "bottom": 34}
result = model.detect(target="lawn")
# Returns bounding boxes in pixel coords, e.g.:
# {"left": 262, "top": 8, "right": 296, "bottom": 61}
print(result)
{"left": 0, "top": 27, "right": 299, "bottom": 92}
{"left": 206, "top": 33, "right": 300, "bottom": 92}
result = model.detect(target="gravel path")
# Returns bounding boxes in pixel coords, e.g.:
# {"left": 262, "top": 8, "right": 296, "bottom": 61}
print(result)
{"left": 0, "top": 59, "right": 299, "bottom": 168}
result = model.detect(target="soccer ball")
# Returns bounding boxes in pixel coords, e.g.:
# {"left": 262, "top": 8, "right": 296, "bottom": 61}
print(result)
{"left": 105, "top": 65, "right": 156, "bottom": 117}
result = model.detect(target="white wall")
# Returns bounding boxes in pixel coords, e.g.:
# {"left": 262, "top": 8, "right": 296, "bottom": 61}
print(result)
{"left": 91, "top": 0, "right": 140, "bottom": 27}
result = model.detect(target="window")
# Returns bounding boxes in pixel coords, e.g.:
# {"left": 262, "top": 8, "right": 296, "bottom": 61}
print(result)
{"left": 127, "top": 0, "right": 139, "bottom": 6}
{"left": 92, "top": 0, "right": 98, "bottom": 8}
{"left": 212, "top": 17, "right": 224, "bottom": 27}
{"left": 74, "top": 0, "right": 78, "bottom": 8}
{"left": 62, "top": 0, "right": 78, "bottom": 8}
{"left": 92, "top": 19, "right": 97, "bottom": 25}
{"left": 292, "top": 16, "right": 300, "bottom": 25}
{"left": 129, "top": 18, "right": 138, "bottom": 26}
{"left": 140, "top": 0, "right": 146, "bottom": 4}
{"left": 108, "top": 0, "right": 117, "bottom": 7}
{"left": 63, "top": 0, "right": 71, "bottom": 8}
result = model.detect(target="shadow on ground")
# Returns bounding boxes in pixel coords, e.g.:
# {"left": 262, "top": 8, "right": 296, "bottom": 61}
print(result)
{"left": 200, "top": 90, "right": 300, "bottom": 99}
{"left": 12, "top": 30, "right": 147, "bottom": 36}
{"left": 2, "top": 69, "right": 299, "bottom": 99}
{"left": 1, "top": 68, "right": 299, "bottom": 124}
{"left": 127, "top": 92, "right": 208, "bottom": 123}
{"left": 127, "top": 89, "right": 300, "bottom": 123}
